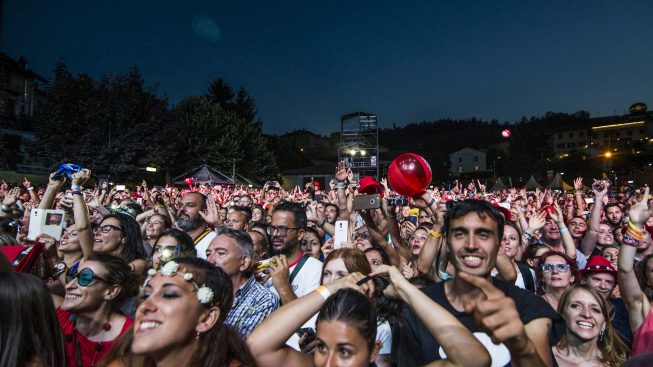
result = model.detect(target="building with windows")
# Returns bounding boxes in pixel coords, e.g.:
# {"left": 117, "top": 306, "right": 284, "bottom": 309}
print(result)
{"left": 550, "top": 103, "right": 653, "bottom": 159}
{"left": 449, "top": 148, "right": 486, "bottom": 177}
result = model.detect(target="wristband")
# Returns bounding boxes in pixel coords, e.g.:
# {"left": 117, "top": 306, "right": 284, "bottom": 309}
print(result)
{"left": 71, "top": 185, "right": 82, "bottom": 191}
{"left": 71, "top": 190, "right": 83, "bottom": 196}
{"left": 27, "top": 186, "right": 34, "bottom": 191}
{"left": 427, "top": 197, "right": 436, "bottom": 206}
{"left": 430, "top": 230, "right": 442, "bottom": 238}
{"left": 336, "top": 181, "right": 347, "bottom": 189}
{"left": 1, "top": 204, "right": 11, "bottom": 213}
{"left": 628, "top": 221, "right": 643, "bottom": 232}
{"left": 316, "top": 285, "right": 331, "bottom": 300}
{"left": 559, "top": 227, "right": 569, "bottom": 233}
{"left": 155, "top": 204, "right": 165, "bottom": 209}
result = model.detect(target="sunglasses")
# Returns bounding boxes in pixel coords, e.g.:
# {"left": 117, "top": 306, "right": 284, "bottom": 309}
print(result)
{"left": 66, "top": 267, "right": 108, "bottom": 286}
{"left": 353, "top": 232, "right": 371, "bottom": 240}
{"left": 540, "top": 263, "right": 571, "bottom": 273}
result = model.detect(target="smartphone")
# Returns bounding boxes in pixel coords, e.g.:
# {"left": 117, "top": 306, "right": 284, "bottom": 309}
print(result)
{"left": 408, "top": 215, "right": 418, "bottom": 225}
{"left": 153, "top": 185, "right": 163, "bottom": 192}
{"left": 353, "top": 194, "right": 381, "bottom": 211}
{"left": 116, "top": 185, "right": 126, "bottom": 191}
{"left": 296, "top": 327, "right": 316, "bottom": 338}
{"left": 334, "top": 220, "right": 348, "bottom": 250}
{"left": 136, "top": 198, "right": 143, "bottom": 205}
{"left": 313, "top": 193, "right": 323, "bottom": 201}
{"left": 584, "top": 198, "right": 594, "bottom": 204}
{"left": 27, "top": 209, "right": 66, "bottom": 241}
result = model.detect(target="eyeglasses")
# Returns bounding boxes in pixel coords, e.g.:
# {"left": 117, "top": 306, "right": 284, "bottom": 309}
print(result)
{"left": 541, "top": 263, "right": 571, "bottom": 273}
{"left": 353, "top": 232, "right": 370, "bottom": 240}
{"left": 66, "top": 268, "right": 108, "bottom": 286}
{"left": 97, "top": 224, "right": 123, "bottom": 234}
{"left": 266, "top": 226, "right": 299, "bottom": 236}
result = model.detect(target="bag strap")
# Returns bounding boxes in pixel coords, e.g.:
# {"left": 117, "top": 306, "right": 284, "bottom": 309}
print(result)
{"left": 518, "top": 262, "right": 535, "bottom": 293}
{"left": 289, "top": 255, "right": 309, "bottom": 285}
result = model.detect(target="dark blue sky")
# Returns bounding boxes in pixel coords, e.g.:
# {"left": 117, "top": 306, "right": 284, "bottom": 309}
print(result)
{"left": 4, "top": 1, "right": 653, "bottom": 134}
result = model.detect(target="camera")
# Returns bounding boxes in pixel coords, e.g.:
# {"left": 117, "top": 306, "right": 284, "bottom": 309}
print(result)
{"left": 387, "top": 196, "right": 408, "bottom": 207}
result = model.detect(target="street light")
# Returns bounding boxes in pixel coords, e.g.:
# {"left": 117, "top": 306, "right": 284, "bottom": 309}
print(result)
{"left": 604, "top": 152, "right": 612, "bottom": 158}
{"left": 146, "top": 167, "right": 157, "bottom": 172}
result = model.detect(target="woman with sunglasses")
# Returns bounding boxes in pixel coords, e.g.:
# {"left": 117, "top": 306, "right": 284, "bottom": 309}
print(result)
{"left": 537, "top": 250, "right": 580, "bottom": 311}
{"left": 150, "top": 229, "right": 196, "bottom": 269}
{"left": 53, "top": 253, "right": 136, "bottom": 367}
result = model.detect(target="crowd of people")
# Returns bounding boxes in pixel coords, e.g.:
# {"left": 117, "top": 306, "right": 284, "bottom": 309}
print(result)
{"left": 1, "top": 163, "right": 653, "bottom": 367}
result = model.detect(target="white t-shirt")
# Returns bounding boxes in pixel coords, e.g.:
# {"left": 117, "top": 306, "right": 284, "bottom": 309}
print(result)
{"left": 377, "top": 319, "right": 392, "bottom": 355}
{"left": 267, "top": 256, "right": 323, "bottom": 299}
{"left": 195, "top": 230, "right": 217, "bottom": 260}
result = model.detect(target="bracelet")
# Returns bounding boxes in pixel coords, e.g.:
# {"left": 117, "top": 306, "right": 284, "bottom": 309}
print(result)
{"left": 1, "top": 204, "right": 11, "bottom": 213}
{"left": 71, "top": 185, "right": 82, "bottom": 191}
{"left": 559, "top": 227, "right": 569, "bottom": 233}
{"left": 155, "top": 204, "right": 165, "bottom": 209}
{"left": 427, "top": 197, "right": 436, "bottom": 206}
{"left": 430, "top": 230, "right": 442, "bottom": 238}
{"left": 628, "top": 221, "right": 643, "bottom": 232}
{"left": 622, "top": 230, "right": 640, "bottom": 247}
{"left": 27, "top": 186, "right": 34, "bottom": 191}
{"left": 71, "top": 190, "right": 83, "bottom": 196}
{"left": 316, "top": 285, "right": 331, "bottom": 300}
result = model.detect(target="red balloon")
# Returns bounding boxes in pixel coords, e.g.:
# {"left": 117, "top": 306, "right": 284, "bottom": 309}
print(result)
{"left": 388, "top": 153, "right": 432, "bottom": 197}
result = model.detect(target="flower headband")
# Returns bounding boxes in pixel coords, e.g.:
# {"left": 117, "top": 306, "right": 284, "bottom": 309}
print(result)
{"left": 145, "top": 261, "right": 214, "bottom": 306}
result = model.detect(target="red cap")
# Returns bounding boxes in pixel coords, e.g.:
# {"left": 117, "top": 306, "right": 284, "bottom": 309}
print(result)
{"left": 358, "top": 176, "right": 384, "bottom": 198}
{"left": 492, "top": 202, "right": 515, "bottom": 221}
{"left": 581, "top": 256, "right": 617, "bottom": 278}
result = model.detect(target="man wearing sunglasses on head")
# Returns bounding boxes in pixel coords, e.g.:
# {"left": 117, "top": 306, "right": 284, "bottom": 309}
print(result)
{"left": 581, "top": 255, "right": 633, "bottom": 347}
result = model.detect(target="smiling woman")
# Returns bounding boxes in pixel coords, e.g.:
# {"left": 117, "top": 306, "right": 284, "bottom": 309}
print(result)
{"left": 554, "top": 285, "right": 629, "bottom": 367}
{"left": 106, "top": 258, "right": 255, "bottom": 367}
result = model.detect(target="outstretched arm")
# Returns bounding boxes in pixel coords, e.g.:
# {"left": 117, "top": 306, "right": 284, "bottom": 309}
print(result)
{"left": 372, "top": 266, "right": 491, "bottom": 367}
{"left": 618, "top": 187, "right": 652, "bottom": 331}
{"left": 247, "top": 273, "right": 373, "bottom": 367}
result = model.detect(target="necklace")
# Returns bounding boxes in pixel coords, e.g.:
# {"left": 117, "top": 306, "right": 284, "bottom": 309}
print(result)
{"left": 69, "top": 315, "right": 112, "bottom": 367}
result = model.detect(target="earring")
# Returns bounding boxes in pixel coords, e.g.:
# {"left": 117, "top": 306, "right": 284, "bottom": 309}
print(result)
{"left": 599, "top": 330, "right": 605, "bottom": 343}
{"left": 195, "top": 331, "right": 201, "bottom": 340}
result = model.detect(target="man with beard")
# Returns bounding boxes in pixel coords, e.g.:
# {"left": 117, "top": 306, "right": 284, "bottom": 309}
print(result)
{"left": 176, "top": 192, "right": 216, "bottom": 259}
{"left": 605, "top": 203, "right": 625, "bottom": 228}
{"left": 395, "top": 200, "right": 564, "bottom": 367}
{"left": 265, "top": 200, "right": 322, "bottom": 305}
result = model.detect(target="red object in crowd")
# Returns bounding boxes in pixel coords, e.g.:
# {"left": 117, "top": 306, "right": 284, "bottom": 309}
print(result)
{"left": 388, "top": 153, "right": 432, "bottom": 197}
{"left": 183, "top": 177, "right": 196, "bottom": 191}
{"left": 359, "top": 176, "right": 384, "bottom": 198}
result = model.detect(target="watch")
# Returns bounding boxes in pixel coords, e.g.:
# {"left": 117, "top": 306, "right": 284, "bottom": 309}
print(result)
{"left": 51, "top": 262, "right": 67, "bottom": 279}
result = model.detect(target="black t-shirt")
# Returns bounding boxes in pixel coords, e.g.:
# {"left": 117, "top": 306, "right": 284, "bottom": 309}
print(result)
{"left": 393, "top": 278, "right": 565, "bottom": 367}
{"left": 611, "top": 297, "right": 633, "bottom": 347}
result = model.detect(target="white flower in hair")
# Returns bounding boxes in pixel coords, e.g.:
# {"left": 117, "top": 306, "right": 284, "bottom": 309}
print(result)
{"left": 161, "top": 261, "right": 179, "bottom": 276}
{"left": 147, "top": 268, "right": 157, "bottom": 276}
{"left": 183, "top": 273, "right": 193, "bottom": 281}
{"left": 197, "top": 285, "right": 214, "bottom": 305}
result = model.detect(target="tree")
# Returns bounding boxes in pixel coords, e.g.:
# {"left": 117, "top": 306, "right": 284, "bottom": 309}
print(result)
{"left": 33, "top": 62, "right": 179, "bottom": 180}
{"left": 206, "top": 78, "right": 258, "bottom": 124}
{"left": 174, "top": 96, "right": 277, "bottom": 181}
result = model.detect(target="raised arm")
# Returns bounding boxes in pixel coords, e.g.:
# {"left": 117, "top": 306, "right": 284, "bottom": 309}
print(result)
{"left": 573, "top": 177, "right": 586, "bottom": 217}
{"left": 580, "top": 183, "right": 608, "bottom": 256}
{"left": 38, "top": 173, "right": 65, "bottom": 209}
{"left": 551, "top": 203, "right": 576, "bottom": 261}
{"left": 372, "top": 265, "right": 491, "bottom": 367}
{"left": 71, "top": 170, "right": 94, "bottom": 260}
{"left": 247, "top": 273, "right": 372, "bottom": 367}
{"left": 618, "top": 187, "right": 652, "bottom": 330}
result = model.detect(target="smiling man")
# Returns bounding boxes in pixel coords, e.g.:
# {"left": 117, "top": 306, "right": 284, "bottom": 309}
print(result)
{"left": 176, "top": 192, "right": 216, "bottom": 259}
{"left": 395, "top": 200, "right": 564, "bottom": 367}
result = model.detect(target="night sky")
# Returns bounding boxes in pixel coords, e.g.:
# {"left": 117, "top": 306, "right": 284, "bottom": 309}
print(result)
{"left": 4, "top": 1, "right": 653, "bottom": 135}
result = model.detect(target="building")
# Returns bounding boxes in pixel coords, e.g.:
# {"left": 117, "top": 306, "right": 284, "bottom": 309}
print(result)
{"left": 550, "top": 103, "right": 653, "bottom": 159}
{"left": 449, "top": 148, "right": 486, "bottom": 177}
{"left": 0, "top": 53, "right": 48, "bottom": 173}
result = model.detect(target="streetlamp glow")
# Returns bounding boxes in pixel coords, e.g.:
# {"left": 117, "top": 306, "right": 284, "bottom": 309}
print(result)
{"left": 146, "top": 167, "right": 157, "bottom": 172}
{"left": 604, "top": 152, "right": 612, "bottom": 158}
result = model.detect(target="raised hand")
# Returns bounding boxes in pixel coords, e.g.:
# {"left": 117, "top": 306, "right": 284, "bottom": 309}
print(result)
{"left": 2, "top": 187, "right": 21, "bottom": 207}
{"left": 628, "top": 186, "right": 652, "bottom": 226}
{"left": 335, "top": 161, "right": 348, "bottom": 182}
{"left": 573, "top": 177, "right": 583, "bottom": 191}
{"left": 71, "top": 169, "right": 91, "bottom": 187}
{"left": 527, "top": 211, "right": 547, "bottom": 232}
{"left": 197, "top": 193, "right": 221, "bottom": 225}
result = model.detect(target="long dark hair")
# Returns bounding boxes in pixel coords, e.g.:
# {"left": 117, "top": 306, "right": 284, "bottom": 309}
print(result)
{"left": 102, "top": 213, "right": 147, "bottom": 262}
{"left": 0, "top": 273, "right": 66, "bottom": 367}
